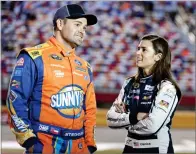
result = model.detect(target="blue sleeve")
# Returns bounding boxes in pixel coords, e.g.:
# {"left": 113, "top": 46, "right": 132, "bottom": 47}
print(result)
{"left": 7, "top": 52, "right": 37, "bottom": 132}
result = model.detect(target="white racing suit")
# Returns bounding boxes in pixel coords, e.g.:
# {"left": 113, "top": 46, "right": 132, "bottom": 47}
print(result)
{"left": 107, "top": 75, "right": 181, "bottom": 153}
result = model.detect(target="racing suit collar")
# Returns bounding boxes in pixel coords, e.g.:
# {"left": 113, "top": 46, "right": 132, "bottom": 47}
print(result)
{"left": 141, "top": 74, "right": 153, "bottom": 80}
{"left": 140, "top": 74, "right": 153, "bottom": 83}
{"left": 49, "top": 36, "right": 75, "bottom": 57}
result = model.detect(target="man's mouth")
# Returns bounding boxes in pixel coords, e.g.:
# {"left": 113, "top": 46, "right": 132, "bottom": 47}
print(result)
{"left": 76, "top": 34, "right": 83, "bottom": 39}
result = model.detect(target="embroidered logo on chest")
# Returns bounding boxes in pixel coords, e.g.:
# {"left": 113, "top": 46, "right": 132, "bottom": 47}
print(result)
{"left": 144, "top": 85, "right": 154, "bottom": 91}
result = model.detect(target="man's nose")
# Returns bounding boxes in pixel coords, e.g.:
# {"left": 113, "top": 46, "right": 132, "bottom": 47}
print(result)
{"left": 79, "top": 27, "right": 85, "bottom": 34}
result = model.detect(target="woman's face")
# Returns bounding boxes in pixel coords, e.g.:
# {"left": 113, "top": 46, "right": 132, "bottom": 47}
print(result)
{"left": 136, "top": 40, "right": 159, "bottom": 75}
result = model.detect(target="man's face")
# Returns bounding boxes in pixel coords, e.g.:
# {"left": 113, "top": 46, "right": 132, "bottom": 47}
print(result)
{"left": 61, "top": 18, "right": 87, "bottom": 47}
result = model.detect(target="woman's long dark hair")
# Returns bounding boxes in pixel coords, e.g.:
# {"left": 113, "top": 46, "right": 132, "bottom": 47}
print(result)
{"left": 135, "top": 34, "right": 181, "bottom": 97}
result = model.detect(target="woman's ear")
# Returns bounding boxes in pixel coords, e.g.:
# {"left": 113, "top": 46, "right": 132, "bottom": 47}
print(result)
{"left": 155, "top": 53, "right": 162, "bottom": 61}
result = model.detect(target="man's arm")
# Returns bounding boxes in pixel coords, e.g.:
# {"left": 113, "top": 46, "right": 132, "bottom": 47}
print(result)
{"left": 84, "top": 63, "right": 97, "bottom": 153}
{"left": 129, "top": 81, "right": 178, "bottom": 135}
{"left": 6, "top": 52, "right": 37, "bottom": 149}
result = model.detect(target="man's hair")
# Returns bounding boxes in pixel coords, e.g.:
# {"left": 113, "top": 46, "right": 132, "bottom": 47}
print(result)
{"left": 54, "top": 18, "right": 67, "bottom": 31}
{"left": 135, "top": 34, "right": 181, "bottom": 95}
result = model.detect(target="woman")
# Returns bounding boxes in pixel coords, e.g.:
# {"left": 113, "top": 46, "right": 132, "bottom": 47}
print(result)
{"left": 107, "top": 34, "right": 181, "bottom": 153}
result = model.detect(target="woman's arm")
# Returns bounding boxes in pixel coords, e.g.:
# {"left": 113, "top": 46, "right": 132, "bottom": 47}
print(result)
{"left": 129, "top": 81, "right": 179, "bottom": 135}
{"left": 106, "top": 78, "right": 131, "bottom": 129}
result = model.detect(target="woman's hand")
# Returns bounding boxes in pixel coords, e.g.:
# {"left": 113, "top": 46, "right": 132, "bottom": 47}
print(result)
{"left": 137, "top": 112, "right": 148, "bottom": 120}
{"left": 113, "top": 100, "right": 126, "bottom": 113}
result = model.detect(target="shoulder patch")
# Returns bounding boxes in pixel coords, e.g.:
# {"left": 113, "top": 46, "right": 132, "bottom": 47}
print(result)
{"left": 28, "top": 50, "right": 42, "bottom": 59}
{"left": 18, "top": 42, "right": 51, "bottom": 59}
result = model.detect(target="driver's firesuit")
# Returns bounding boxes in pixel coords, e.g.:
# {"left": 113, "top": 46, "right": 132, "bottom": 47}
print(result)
{"left": 6, "top": 37, "right": 97, "bottom": 154}
{"left": 107, "top": 75, "right": 181, "bottom": 153}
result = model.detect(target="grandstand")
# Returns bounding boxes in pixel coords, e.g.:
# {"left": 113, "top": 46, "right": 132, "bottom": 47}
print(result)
{"left": 1, "top": 1, "right": 195, "bottom": 104}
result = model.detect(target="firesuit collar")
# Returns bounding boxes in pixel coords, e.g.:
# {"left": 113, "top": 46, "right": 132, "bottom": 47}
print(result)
{"left": 49, "top": 36, "right": 75, "bottom": 57}
{"left": 140, "top": 74, "right": 153, "bottom": 79}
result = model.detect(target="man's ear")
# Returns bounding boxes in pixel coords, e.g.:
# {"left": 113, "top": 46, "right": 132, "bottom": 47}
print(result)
{"left": 155, "top": 53, "right": 162, "bottom": 61}
{"left": 56, "top": 19, "right": 64, "bottom": 31}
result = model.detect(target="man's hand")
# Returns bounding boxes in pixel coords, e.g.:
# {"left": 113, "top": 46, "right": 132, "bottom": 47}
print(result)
{"left": 27, "top": 145, "right": 34, "bottom": 153}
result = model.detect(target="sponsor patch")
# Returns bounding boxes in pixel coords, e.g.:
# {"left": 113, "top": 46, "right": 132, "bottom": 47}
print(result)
{"left": 141, "top": 102, "right": 151, "bottom": 105}
{"left": 107, "top": 117, "right": 126, "bottom": 122}
{"left": 78, "top": 143, "right": 83, "bottom": 149}
{"left": 134, "top": 96, "right": 139, "bottom": 100}
{"left": 31, "top": 51, "right": 40, "bottom": 56}
{"left": 16, "top": 57, "right": 24, "bottom": 66}
{"left": 73, "top": 71, "right": 83, "bottom": 76}
{"left": 50, "top": 54, "right": 62, "bottom": 60}
{"left": 11, "top": 115, "right": 28, "bottom": 132}
{"left": 75, "top": 66, "right": 86, "bottom": 72}
{"left": 9, "top": 90, "right": 17, "bottom": 102}
{"left": 53, "top": 70, "right": 64, "bottom": 78}
{"left": 11, "top": 80, "right": 20, "bottom": 88}
{"left": 134, "top": 142, "right": 139, "bottom": 146}
{"left": 39, "top": 124, "right": 49, "bottom": 132}
{"left": 50, "top": 85, "right": 84, "bottom": 118}
{"left": 140, "top": 79, "right": 146, "bottom": 83}
{"left": 50, "top": 64, "right": 65, "bottom": 68}
{"left": 160, "top": 90, "right": 174, "bottom": 102}
{"left": 50, "top": 127, "right": 60, "bottom": 135}
{"left": 84, "top": 75, "right": 89, "bottom": 80}
{"left": 142, "top": 95, "right": 152, "bottom": 100}
{"left": 144, "top": 85, "right": 154, "bottom": 91}
{"left": 29, "top": 50, "right": 41, "bottom": 59}
{"left": 130, "top": 89, "right": 140, "bottom": 94}
{"left": 74, "top": 59, "right": 82, "bottom": 66}
{"left": 133, "top": 83, "right": 140, "bottom": 88}
{"left": 64, "top": 131, "right": 84, "bottom": 137}
{"left": 143, "top": 91, "right": 153, "bottom": 95}
{"left": 14, "top": 68, "right": 23, "bottom": 76}
{"left": 158, "top": 100, "right": 169, "bottom": 108}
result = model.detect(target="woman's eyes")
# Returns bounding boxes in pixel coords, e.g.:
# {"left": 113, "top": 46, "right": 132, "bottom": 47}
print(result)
{"left": 138, "top": 47, "right": 147, "bottom": 52}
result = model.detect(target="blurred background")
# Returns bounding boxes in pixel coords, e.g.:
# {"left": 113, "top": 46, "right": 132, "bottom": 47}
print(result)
{"left": 1, "top": 1, "right": 195, "bottom": 153}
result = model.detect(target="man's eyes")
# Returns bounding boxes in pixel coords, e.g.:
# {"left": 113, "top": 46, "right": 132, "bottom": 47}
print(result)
{"left": 83, "top": 26, "right": 87, "bottom": 30}
{"left": 75, "top": 24, "right": 80, "bottom": 27}
{"left": 74, "top": 24, "right": 87, "bottom": 30}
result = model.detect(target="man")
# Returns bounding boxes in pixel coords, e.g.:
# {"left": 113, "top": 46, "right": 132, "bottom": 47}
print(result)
{"left": 6, "top": 4, "right": 98, "bottom": 154}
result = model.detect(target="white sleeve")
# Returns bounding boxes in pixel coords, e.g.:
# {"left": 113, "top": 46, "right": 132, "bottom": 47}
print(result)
{"left": 107, "top": 79, "right": 131, "bottom": 129}
{"left": 129, "top": 81, "right": 178, "bottom": 135}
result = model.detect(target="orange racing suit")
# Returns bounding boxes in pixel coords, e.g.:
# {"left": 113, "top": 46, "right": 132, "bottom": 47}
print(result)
{"left": 6, "top": 36, "right": 97, "bottom": 154}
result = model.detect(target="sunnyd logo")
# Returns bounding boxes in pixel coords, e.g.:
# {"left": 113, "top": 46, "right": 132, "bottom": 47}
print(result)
{"left": 51, "top": 85, "right": 84, "bottom": 119}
